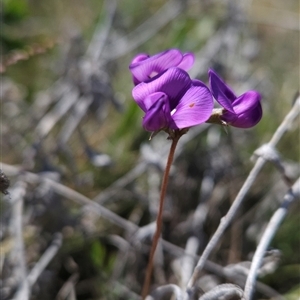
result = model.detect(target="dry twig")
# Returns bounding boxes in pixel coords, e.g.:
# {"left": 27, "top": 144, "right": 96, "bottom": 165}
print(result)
{"left": 244, "top": 178, "right": 300, "bottom": 299}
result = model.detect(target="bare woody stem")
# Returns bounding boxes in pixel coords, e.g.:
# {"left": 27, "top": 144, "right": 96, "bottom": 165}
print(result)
{"left": 141, "top": 134, "right": 181, "bottom": 299}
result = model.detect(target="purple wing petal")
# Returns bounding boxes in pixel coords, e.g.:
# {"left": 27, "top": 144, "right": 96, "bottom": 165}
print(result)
{"left": 228, "top": 101, "right": 262, "bottom": 128}
{"left": 231, "top": 90, "right": 261, "bottom": 115}
{"left": 208, "top": 69, "right": 236, "bottom": 113}
{"left": 137, "top": 92, "right": 167, "bottom": 112}
{"left": 129, "top": 49, "right": 183, "bottom": 83}
{"left": 177, "top": 52, "right": 195, "bottom": 71}
{"left": 132, "top": 67, "right": 191, "bottom": 107}
{"left": 171, "top": 84, "right": 213, "bottom": 129}
{"left": 142, "top": 97, "right": 171, "bottom": 131}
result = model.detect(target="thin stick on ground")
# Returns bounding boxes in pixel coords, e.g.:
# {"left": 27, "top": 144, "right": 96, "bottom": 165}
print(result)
{"left": 27, "top": 233, "right": 63, "bottom": 288}
{"left": 141, "top": 134, "right": 180, "bottom": 299}
{"left": 198, "top": 284, "right": 244, "bottom": 300}
{"left": 186, "top": 96, "right": 300, "bottom": 291}
{"left": 10, "top": 181, "right": 29, "bottom": 300}
{"left": 244, "top": 177, "right": 300, "bottom": 300}
{"left": 55, "top": 273, "right": 79, "bottom": 300}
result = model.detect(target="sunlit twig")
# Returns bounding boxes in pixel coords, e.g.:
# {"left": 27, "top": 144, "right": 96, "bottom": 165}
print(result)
{"left": 27, "top": 233, "right": 63, "bottom": 289}
{"left": 10, "top": 181, "right": 29, "bottom": 300}
{"left": 244, "top": 177, "right": 300, "bottom": 299}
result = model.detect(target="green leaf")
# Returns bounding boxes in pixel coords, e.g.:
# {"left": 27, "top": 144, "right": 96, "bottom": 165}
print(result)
{"left": 90, "top": 240, "right": 106, "bottom": 268}
{"left": 3, "top": 0, "right": 29, "bottom": 23}
{"left": 285, "top": 285, "right": 300, "bottom": 300}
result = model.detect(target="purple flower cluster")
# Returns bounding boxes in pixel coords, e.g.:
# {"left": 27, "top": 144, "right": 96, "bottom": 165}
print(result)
{"left": 129, "top": 49, "right": 262, "bottom": 132}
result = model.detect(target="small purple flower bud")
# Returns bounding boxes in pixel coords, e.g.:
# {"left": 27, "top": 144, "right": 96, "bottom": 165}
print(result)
{"left": 129, "top": 49, "right": 195, "bottom": 85}
{"left": 208, "top": 69, "right": 262, "bottom": 128}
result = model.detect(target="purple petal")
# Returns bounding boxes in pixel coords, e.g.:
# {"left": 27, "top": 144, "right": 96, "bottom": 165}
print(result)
{"left": 129, "top": 49, "right": 183, "bottom": 83}
{"left": 130, "top": 53, "right": 150, "bottom": 85}
{"left": 130, "top": 53, "right": 149, "bottom": 64}
{"left": 220, "top": 111, "right": 238, "bottom": 124}
{"left": 171, "top": 84, "right": 213, "bottom": 129}
{"left": 142, "top": 96, "right": 171, "bottom": 131}
{"left": 192, "top": 79, "right": 209, "bottom": 88}
{"left": 138, "top": 92, "right": 167, "bottom": 112}
{"left": 225, "top": 101, "right": 262, "bottom": 128}
{"left": 177, "top": 52, "right": 195, "bottom": 71}
{"left": 232, "top": 91, "right": 261, "bottom": 115}
{"left": 132, "top": 67, "right": 191, "bottom": 108}
{"left": 208, "top": 69, "right": 236, "bottom": 113}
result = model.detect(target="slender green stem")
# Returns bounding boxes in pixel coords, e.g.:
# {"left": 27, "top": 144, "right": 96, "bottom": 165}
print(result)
{"left": 141, "top": 134, "right": 180, "bottom": 299}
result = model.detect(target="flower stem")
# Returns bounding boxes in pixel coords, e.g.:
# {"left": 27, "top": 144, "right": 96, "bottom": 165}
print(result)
{"left": 141, "top": 134, "right": 180, "bottom": 299}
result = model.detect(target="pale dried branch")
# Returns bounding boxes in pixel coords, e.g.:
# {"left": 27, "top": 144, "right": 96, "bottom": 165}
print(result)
{"left": 86, "top": 0, "right": 117, "bottom": 64}
{"left": 253, "top": 144, "right": 293, "bottom": 186}
{"left": 198, "top": 284, "right": 244, "bottom": 300}
{"left": 10, "top": 181, "right": 29, "bottom": 300}
{"left": 179, "top": 237, "right": 199, "bottom": 289}
{"left": 244, "top": 177, "right": 300, "bottom": 300}
{"left": 57, "top": 96, "right": 93, "bottom": 145}
{"left": 146, "top": 284, "right": 184, "bottom": 300}
{"left": 113, "top": 282, "right": 142, "bottom": 300}
{"left": 55, "top": 273, "right": 79, "bottom": 300}
{"left": 27, "top": 233, "right": 63, "bottom": 288}
{"left": 34, "top": 87, "right": 79, "bottom": 139}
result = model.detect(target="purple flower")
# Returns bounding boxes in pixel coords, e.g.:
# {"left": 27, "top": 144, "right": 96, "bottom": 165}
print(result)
{"left": 129, "top": 49, "right": 195, "bottom": 85}
{"left": 132, "top": 67, "right": 213, "bottom": 132}
{"left": 208, "top": 69, "right": 262, "bottom": 128}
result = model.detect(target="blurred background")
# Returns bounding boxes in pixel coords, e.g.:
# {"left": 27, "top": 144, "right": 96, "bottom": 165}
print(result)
{"left": 1, "top": 0, "right": 299, "bottom": 299}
